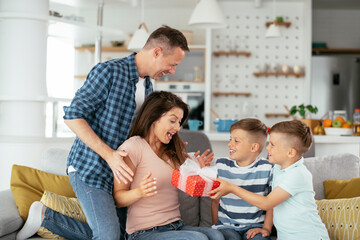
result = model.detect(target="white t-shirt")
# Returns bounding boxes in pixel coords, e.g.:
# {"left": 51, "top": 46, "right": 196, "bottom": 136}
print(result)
{"left": 135, "top": 77, "right": 146, "bottom": 113}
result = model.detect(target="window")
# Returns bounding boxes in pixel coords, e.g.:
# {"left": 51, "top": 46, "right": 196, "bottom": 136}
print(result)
{"left": 45, "top": 36, "right": 75, "bottom": 137}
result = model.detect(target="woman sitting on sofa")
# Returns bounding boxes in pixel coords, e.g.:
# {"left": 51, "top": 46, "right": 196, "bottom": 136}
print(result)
{"left": 17, "top": 91, "right": 223, "bottom": 240}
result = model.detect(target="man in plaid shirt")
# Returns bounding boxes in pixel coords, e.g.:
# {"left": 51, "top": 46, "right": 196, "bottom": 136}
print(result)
{"left": 60, "top": 26, "right": 188, "bottom": 240}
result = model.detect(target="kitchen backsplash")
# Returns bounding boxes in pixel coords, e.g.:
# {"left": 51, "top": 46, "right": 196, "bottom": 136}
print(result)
{"left": 210, "top": 0, "right": 308, "bottom": 128}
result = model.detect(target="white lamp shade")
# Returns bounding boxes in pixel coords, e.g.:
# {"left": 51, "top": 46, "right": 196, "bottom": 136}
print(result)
{"left": 188, "top": 0, "right": 226, "bottom": 28}
{"left": 127, "top": 25, "right": 150, "bottom": 51}
{"left": 265, "top": 23, "right": 282, "bottom": 38}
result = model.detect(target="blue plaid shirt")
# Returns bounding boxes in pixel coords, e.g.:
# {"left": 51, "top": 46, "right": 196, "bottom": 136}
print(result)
{"left": 63, "top": 53, "right": 153, "bottom": 194}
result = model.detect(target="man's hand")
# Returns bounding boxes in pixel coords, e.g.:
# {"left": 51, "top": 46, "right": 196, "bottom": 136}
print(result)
{"left": 108, "top": 150, "right": 134, "bottom": 184}
{"left": 246, "top": 228, "right": 270, "bottom": 239}
{"left": 194, "top": 149, "right": 214, "bottom": 168}
{"left": 136, "top": 172, "right": 157, "bottom": 198}
{"left": 208, "top": 178, "right": 234, "bottom": 199}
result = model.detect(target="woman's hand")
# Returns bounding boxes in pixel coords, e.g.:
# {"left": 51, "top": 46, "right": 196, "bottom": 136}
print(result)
{"left": 208, "top": 178, "right": 234, "bottom": 199}
{"left": 246, "top": 227, "right": 270, "bottom": 239}
{"left": 194, "top": 149, "right": 214, "bottom": 168}
{"left": 136, "top": 172, "right": 157, "bottom": 198}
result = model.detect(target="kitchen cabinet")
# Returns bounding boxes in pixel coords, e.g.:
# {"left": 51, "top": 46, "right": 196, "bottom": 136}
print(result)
{"left": 158, "top": 45, "right": 206, "bottom": 82}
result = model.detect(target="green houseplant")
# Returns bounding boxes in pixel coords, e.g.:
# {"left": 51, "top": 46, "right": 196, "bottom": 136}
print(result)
{"left": 289, "top": 104, "right": 318, "bottom": 119}
{"left": 289, "top": 104, "right": 319, "bottom": 132}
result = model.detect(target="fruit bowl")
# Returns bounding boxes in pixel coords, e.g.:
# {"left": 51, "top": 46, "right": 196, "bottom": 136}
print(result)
{"left": 324, "top": 127, "right": 353, "bottom": 136}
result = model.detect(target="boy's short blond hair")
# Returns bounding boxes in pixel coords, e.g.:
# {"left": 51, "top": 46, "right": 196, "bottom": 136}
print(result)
{"left": 269, "top": 120, "right": 313, "bottom": 156}
{"left": 230, "top": 118, "right": 268, "bottom": 152}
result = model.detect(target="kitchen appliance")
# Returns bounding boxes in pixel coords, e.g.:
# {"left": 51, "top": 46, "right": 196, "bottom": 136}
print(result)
{"left": 310, "top": 55, "right": 360, "bottom": 119}
{"left": 155, "top": 82, "right": 205, "bottom": 130}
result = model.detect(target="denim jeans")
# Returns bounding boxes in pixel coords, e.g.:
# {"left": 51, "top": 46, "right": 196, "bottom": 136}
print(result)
{"left": 219, "top": 225, "right": 271, "bottom": 240}
{"left": 41, "top": 171, "right": 127, "bottom": 240}
{"left": 127, "top": 220, "right": 224, "bottom": 240}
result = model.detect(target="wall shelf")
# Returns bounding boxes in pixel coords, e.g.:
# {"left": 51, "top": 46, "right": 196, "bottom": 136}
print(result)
{"left": 265, "top": 21, "right": 291, "bottom": 28}
{"left": 213, "top": 51, "right": 251, "bottom": 57}
{"left": 0, "top": 12, "right": 127, "bottom": 41}
{"left": 212, "top": 92, "right": 251, "bottom": 97}
{"left": 75, "top": 45, "right": 206, "bottom": 52}
{"left": 253, "top": 72, "right": 305, "bottom": 78}
{"left": 312, "top": 48, "right": 360, "bottom": 55}
{"left": 265, "top": 113, "right": 290, "bottom": 118}
{"left": 75, "top": 46, "right": 131, "bottom": 52}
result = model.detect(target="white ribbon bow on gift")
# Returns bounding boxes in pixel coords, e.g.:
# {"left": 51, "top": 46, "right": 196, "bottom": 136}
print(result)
{"left": 180, "top": 155, "right": 217, "bottom": 180}
{"left": 178, "top": 154, "right": 217, "bottom": 196}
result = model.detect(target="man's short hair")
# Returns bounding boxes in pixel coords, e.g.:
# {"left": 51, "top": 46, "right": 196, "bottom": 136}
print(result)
{"left": 143, "top": 25, "right": 189, "bottom": 55}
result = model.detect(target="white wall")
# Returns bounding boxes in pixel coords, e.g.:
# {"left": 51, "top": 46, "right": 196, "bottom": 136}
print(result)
{"left": 0, "top": 0, "right": 314, "bottom": 191}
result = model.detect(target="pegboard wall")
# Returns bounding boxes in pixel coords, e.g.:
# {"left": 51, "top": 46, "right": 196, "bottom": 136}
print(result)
{"left": 210, "top": 0, "right": 307, "bottom": 128}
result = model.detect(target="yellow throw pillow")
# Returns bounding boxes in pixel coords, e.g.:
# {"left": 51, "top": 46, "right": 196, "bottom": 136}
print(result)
{"left": 324, "top": 177, "right": 360, "bottom": 199}
{"left": 10, "top": 164, "right": 75, "bottom": 220}
{"left": 37, "top": 190, "right": 87, "bottom": 239}
{"left": 316, "top": 197, "right": 360, "bottom": 240}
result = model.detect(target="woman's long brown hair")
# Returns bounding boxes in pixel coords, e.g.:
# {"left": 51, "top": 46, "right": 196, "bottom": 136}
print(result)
{"left": 127, "top": 91, "right": 189, "bottom": 167}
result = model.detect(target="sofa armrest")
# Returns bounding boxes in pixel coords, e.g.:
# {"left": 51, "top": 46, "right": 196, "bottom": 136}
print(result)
{"left": 0, "top": 190, "right": 23, "bottom": 237}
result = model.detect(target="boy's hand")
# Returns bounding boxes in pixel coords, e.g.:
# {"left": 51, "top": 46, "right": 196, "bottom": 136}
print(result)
{"left": 136, "top": 172, "right": 157, "bottom": 198}
{"left": 246, "top": 228, "right": 270, "bottom": 239}
{"left": 208, "top": 178, "right": 233, "bottom": 199}
{"left": 194, "top": 149, "right": 214, "bottom": 168}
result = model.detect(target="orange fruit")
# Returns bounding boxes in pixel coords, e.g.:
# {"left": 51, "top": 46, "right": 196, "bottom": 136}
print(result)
{"left": 335, "top": 116, "right": 345, "bottom": 125}
{"left": 323, "top": 118, "right": 332, "bottom": 128}
{"left": 342, "top": 123, "right": 352, "bottom": 128}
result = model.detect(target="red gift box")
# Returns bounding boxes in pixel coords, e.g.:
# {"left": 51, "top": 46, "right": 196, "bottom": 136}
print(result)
{"left": 171, "top": 169, "right": 220, "bottom": 197}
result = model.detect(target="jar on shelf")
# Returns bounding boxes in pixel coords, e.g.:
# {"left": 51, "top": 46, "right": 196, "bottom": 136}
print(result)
{"left": 333, "top": 110, "right": 347, "bottom": 121}
{"left": 193, "top": 66, "right": 202, "bottom": 82}
{"left": 353, "top": 109, "right": 360, "bottom": 136}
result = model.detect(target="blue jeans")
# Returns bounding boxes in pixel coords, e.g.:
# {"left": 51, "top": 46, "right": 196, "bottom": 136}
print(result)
{"left": 41, "top": 171, "right": 127, "bottom": 240}
{"left": 128, "top": 220, "right": 224, "bottom": 240}
{"left": 219, "top": 225, "right": 271, "bottom": 240}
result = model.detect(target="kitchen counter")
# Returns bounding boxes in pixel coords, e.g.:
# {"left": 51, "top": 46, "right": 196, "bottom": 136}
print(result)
{"left": 203, "top": 131, "right": 360, "bottom": 159}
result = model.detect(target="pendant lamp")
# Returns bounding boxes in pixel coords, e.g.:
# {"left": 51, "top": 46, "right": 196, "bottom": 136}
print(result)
{"left": 265, "top": 0, "right": 281, "bottom": 38}
{"left": 127, "top": 0, "right": 150, "bottom": 51}
{"left": 188, "top": 0, "right": 226, "bottom": 28}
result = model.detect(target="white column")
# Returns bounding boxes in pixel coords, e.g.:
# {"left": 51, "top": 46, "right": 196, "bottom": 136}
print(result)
{"left": 0, "top": 0, "right": 49, "bottom": 137}
{"left": 0, "top": 0, "right": 49, "bottom": 191}
{"left": 204, "top": 28, "right": 212, "bottom": 131}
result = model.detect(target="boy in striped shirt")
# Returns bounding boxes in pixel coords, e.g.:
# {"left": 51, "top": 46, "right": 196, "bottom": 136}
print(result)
{"left": 211, "top": 118, "right": 273, "bottom": 240}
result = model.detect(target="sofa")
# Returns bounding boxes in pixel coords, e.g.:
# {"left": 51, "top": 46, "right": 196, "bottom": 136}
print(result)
{"left": 1, "top": 146, "right": 359, "bottom": 239}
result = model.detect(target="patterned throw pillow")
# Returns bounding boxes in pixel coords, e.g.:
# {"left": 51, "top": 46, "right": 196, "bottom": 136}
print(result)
{"left": 316, "top": 197, "right": 360, "bottom": 240}
{"left": 37, "top": 190, "right": 87, "bottom": 239}
{"left": 10, "top": 165, "right": 75, "bottom": 220}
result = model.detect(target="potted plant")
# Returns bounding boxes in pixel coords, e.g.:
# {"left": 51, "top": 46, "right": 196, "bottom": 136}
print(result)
{"left": 289, "top": 104, "right": 318, "bottom": 119}
{"left": 289, "top": 104, "right": 320, "bottom": 132}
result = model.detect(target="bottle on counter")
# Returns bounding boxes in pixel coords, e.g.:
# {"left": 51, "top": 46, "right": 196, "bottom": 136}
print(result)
{"left": 353, "top": 109, "right": 360, "bottom": 136}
